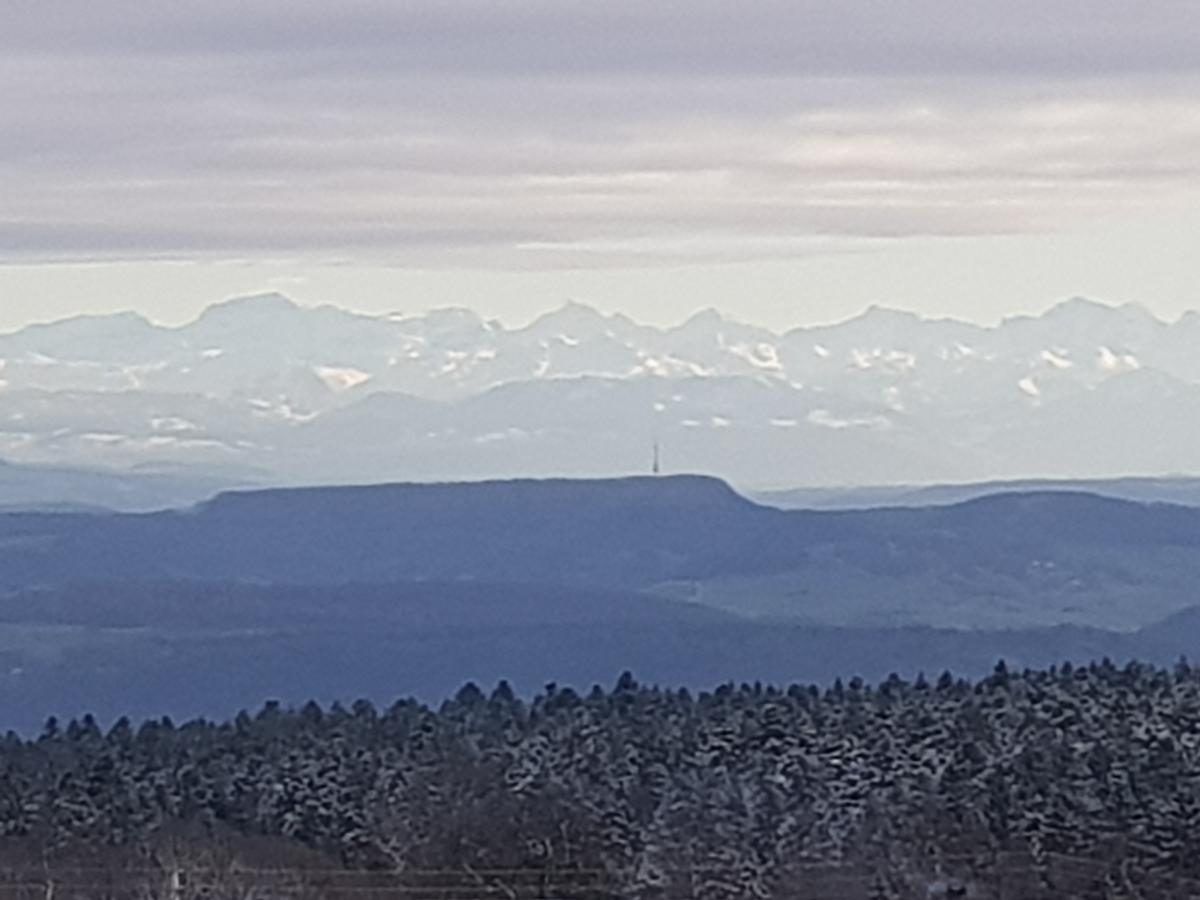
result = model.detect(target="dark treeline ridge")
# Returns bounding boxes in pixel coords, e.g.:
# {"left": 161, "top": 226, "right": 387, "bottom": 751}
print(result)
{"left": 3, "top": 662, "right": 1200, "bottom": 899}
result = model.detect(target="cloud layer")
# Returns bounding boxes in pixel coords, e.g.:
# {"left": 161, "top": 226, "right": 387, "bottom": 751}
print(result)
{"left": 4, "top": 1, "right": 1200, "bottom": 266}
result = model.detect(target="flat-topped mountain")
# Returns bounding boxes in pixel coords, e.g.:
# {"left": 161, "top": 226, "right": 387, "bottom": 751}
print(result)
{"left": 3, "top": 295, "right": 1200, "bottom": 486}
{"left": 0, "top": 475, "right": 781, "bottom": 590}
{"left": 200, "top": 471, "right": 751, "bottom": 518}
{"left": 3, "top": 476, "right": 1200, "bottom": 632}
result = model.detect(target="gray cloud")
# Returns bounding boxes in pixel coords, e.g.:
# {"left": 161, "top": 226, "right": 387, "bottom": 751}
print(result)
{"left": 8, "top": 2, "right": 1200, "bottom": 77}
{"left": 3, "top": 2, "right": 1200, "bottom": 266}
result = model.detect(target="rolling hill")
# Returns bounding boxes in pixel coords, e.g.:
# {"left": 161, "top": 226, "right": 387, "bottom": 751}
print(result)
{"left": 0, "top": 476, "right": 1198, "bottom": 728}
{"left": 2, "top": 476, "right": 1200, "bottom": 630}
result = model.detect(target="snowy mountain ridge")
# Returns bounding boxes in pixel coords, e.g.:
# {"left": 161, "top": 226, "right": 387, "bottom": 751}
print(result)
{"left": 1, "top": 293, "right": 1198, "bottom": 487}
{"left": 1, "top": 293, "right": 1187, "bottom": 404}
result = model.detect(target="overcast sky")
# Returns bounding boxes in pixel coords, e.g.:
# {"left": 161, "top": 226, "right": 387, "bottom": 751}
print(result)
{"left": 3, "top": 1, "right": 1200, "bottom": 329}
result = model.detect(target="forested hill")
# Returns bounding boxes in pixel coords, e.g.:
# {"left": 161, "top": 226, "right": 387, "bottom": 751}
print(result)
{"left": 6, "top": 663, "right": 1200, "bottom": 896}
{"left": 2, "top": 476, "right": 1200, "bottom": 605}
{"left": 5, "top": 478, "right": 1200, "bottom": 728}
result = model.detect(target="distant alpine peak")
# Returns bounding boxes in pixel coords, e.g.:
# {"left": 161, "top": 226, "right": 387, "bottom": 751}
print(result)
{"left": 3, "top": 293, "right": 1185, "bottom": 361}
{"left": 526, "top": 300, "right": 619, "bottom": 330}
{"left": 551, "top": 298, "right": 606, "bottom": 317}
{"left": 0, "top": 289, "right": 1196, "bottom": 409}
{"left": 196, "top": 291, "right": 300, "bottom": 318}
{"left": 112, "top": 290, "right": 1181, "bottom": 337}
{"left": 680, "top": 307, "right": 726, "bottom": 326}
{"left": 851, "top": 303, "right": 924, "bottom": 323}
{"left": 1, "top": 290, "right": 1200, "bottom": 488}
{"left": 1038, "top": 296, "right": 1156, "bottom": 323}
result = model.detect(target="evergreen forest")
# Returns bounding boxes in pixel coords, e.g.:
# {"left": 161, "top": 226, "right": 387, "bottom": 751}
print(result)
{"left": 2, "top": 662, "right": 1200, "bottom": 898}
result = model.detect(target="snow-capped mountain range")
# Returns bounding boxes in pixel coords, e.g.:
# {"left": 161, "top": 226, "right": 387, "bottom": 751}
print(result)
{"left": 2, "top": 293, "right": 1199, "bottom": 488}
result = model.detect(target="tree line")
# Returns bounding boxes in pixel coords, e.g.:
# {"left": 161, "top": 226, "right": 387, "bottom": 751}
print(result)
{"left": 2, "top": 661, "right": 1200, "bottom": 898}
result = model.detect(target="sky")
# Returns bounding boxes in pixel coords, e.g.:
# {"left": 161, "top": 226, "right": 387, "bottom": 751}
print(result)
{"left": 3, "top": 1, "right": 1200, "bottom": 331}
